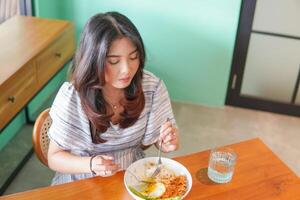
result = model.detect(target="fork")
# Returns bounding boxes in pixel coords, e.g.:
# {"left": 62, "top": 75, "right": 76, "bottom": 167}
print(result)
{"left": 150, "top": 118, "right": 170, "bottom": 178}
{"left": 150, "top": 139, "right": 163, "bottom": 178}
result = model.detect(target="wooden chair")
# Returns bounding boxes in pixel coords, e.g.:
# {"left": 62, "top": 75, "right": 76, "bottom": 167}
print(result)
{"left": 32, "top": 108, "right": 52, "bottom": 167}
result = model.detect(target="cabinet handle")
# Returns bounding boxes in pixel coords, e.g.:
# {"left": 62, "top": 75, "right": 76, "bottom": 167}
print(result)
{"left": 55, "top": 52, "right": 62, "bottom": 58}
{"left": 8, "top": 96, "right": 15, "bottom": 103}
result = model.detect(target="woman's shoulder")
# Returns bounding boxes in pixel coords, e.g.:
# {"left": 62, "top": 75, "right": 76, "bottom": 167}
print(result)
{"left": 50, "top": 81, "right": 89, "bottom": 123}
{"left": 55, "top": 82, "right": 80, "bottom": 102}
{"left": 51, "top": 82, "right": 85, "bottom": 116}
{"left": 49, "top": 82, "right": 91, "bottom": 150}
{"left": 57, "top": 82, "right": 76, "bottom": 95}
{"left": 142, "top": 70, "right": 162, "bottom": 92}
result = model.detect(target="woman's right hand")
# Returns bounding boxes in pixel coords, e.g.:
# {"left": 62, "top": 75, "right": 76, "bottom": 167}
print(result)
{"left": 91, "top": 155, "right": 120, "bottom": 177}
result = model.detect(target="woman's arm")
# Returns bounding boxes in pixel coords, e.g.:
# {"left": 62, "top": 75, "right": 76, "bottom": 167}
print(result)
{"left": 48, "top": 140, "right": 91, "bottom": 173}
{"left": 48, "top": 140, "right": 119, "bottom": 176}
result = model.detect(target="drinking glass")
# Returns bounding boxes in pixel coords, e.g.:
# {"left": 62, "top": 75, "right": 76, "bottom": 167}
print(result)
{"left": 207, "top": 146, "right": 237, "bottom": 183}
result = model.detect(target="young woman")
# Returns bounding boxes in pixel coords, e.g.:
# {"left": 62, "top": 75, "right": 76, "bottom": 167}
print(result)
{"left": 47, "top": 11, "right": 179, "bottom": 185}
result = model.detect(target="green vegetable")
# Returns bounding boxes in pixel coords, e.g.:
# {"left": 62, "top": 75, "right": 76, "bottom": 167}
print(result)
{"left": 129, "top": 186, "right": 150, "bottom": 199}
{"left": 128, "top": 186, "right": 181, "bottom": 200}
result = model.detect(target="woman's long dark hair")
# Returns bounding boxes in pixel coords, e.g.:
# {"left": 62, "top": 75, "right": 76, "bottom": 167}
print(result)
{"left": 70, "top": 12, "right": 145, "bottom": 143}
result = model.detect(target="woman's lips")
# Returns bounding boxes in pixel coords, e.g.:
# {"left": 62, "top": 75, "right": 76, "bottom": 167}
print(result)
{"left": 119, "top": 77, "right": 131, "bottom": 83}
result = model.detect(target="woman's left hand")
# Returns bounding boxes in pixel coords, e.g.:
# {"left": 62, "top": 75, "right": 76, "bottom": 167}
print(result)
{"left": 158, "top": 120, "right": 179, "bottom": 153}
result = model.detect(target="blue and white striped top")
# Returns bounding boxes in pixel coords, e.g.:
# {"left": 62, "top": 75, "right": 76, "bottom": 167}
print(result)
{"left": 48, "top": 70, "right": 176, "bottom": 185}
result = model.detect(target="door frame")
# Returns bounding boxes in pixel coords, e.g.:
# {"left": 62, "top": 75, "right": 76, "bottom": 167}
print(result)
{"left": 225, "top": 0, "right": 300, "bottom": 117}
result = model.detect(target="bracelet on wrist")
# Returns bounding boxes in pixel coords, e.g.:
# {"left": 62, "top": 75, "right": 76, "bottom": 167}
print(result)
{"left": 90, "top": 155, "right": 97, "bottom": 175}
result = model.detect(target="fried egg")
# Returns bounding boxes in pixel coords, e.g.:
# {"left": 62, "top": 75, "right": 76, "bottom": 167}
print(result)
{"left": 142, "top": 182, "right": 166, "bottom": 198}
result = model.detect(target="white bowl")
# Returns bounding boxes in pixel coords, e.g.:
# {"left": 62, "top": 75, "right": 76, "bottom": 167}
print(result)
{"left": 124, "top": 157, "right": 192, "bottom": 200}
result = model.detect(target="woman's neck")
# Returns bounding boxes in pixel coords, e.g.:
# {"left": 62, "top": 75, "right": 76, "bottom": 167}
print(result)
{"left": 102, "top": 85, "right": 125, "bottom": 124}
{"left": 102, "top": 85, "right": 124, "bottom": 101}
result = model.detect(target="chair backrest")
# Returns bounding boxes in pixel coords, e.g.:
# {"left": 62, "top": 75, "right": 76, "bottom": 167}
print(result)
{"left": 32, "top": 108, "right": 52, "bottom": 167}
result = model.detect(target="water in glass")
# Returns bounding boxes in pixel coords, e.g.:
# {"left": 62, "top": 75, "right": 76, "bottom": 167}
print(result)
{"left": 208, "top": 147, "right": 237, "bottom": 183}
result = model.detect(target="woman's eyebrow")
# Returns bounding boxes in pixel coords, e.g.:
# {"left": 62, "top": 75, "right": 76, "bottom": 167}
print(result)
{"left": 129, "top": 49, "right": 138, "bottom": 55}
{"left": 107, "top": 49, "right": 138, "bottom": 58}
{"left": 106, "top": 54, "right": 120, "bottom": 58}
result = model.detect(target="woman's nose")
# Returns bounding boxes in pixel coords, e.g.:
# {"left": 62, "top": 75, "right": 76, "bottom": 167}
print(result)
{"left": 120, "top": 61, "right": 130, "bottom": 74}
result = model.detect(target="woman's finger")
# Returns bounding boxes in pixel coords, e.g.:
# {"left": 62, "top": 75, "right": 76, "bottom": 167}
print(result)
{"left": 165, "top": 130, "right": 178, "bottom": 144}
{"left": 94, "top": 163, "right": 119, "bottom": 171}
{"left": 165, "top": 144, "right": 177, "bottom": 152}
{"left": 160, "top": 127, "right": 174, "bottom": 140}
{"left": 163, "top": 134, "right": 176, "bottom": 144}
{"left": 161, "top": 127, "right": 176, "bottom": 141}
{"left": 160, "top": 121, "right": 172, "bottom": 133}
{"left": 166, "top": 135, "right": 178, "bottom": 144}
{"left": 93, "top": 166, "right": 119, "bottom": 178}
{"left": 100, "top": 155, "right": 114, "bottom": 160}
{"left": 93, "top": 155, "right": 114, "bottom": 165}
{"left": 161, "top": 127, "right": 179, "bottom": 152}
{"left": 99, "top": 169, "right": 118, "bottom": 177}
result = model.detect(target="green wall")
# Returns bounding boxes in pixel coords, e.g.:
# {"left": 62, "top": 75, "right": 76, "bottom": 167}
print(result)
{"left": 34, "top": 0, "right": 241, "bottom": 106}
{"left": 0, "top": 112, "right": 26, "bottom": 150}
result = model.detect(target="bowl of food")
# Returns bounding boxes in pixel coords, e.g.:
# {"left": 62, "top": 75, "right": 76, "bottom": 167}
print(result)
{"left": 124, "top": 157, "right": 192, "bottom": 200}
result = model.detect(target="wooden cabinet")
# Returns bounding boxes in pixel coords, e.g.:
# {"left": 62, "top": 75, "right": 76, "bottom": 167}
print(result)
{"left": 36, "top": 26, "right": 74, "bottom": 87}
{"left": 0, "top": 16, "right": 75, "bottom": 130}
{"left": 0, "top": 62, "right": 37, "bottom": 128}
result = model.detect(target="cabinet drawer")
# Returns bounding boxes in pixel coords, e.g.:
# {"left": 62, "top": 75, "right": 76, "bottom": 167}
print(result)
{"left": 0, "top": 62, "right": 37, "bottom": 129}
{"left": 36, "top": 27, "right": 75, "bottom": 87}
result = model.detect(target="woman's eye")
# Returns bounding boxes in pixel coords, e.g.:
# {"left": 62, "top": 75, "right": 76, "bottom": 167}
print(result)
{"left": 130, "top": 54, "right": 138, "bottom": 60}
{"left": 108, "top": 59, "right": 120, "bottom": 65}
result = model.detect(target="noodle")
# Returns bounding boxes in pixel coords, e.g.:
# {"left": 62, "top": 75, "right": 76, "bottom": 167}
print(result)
{"left": 159, "top": 175, "right": 187, "bottom": 198}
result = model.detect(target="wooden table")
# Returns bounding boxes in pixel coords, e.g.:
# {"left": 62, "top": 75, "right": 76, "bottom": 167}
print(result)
{"left": 1, "top": 138, "right": 300, "bottom": 199}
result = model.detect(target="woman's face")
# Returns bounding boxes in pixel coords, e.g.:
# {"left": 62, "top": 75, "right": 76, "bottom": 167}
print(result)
{"left": 104, "top": 37, "right": 140, "bottom": 89}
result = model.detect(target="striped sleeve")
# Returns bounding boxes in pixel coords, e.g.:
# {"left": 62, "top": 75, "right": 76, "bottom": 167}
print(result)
{"left": 142, "top": 80, "right": 176, "bottom": 146}
{"left": 48, "top": 82, "right": 91, "bottom": 151}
